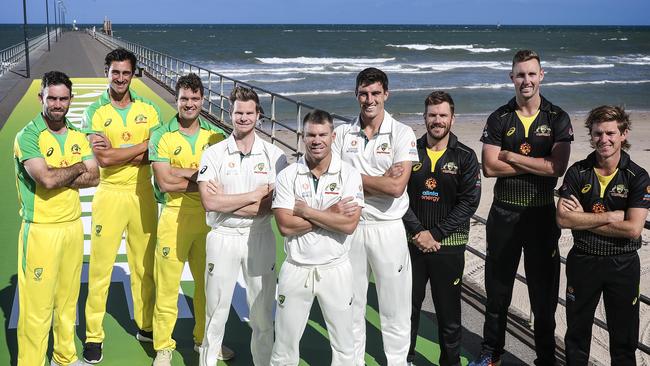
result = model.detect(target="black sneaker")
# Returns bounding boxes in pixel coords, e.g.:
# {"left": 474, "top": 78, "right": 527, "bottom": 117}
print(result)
{"left": 83, "top": 342, "right": 103, "bottom": 364}
{"left": 135, "top": 329, "right": 153, "bottom": 342}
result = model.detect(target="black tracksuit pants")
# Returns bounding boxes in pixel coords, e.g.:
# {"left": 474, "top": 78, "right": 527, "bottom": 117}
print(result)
{"left": 565, "top": 247, "right": 640, "bottom": 366}
{"left": 408, "top": 245, "right": 465, "bottom": 366}
{"left": 482, "top": 203, "right": 561, "bottom": 365}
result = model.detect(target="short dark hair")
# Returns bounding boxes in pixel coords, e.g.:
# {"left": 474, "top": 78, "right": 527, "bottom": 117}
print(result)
{"left": 424, "top": 91, "right": 455, "bottom": 116}
{"left": 41, "top": 71, "right": 72, "bottom": 95}
{"left": 303, "top": 109, "right": 334, "bottom": 131}
{"left": 229, "top": 86, "right": 261, "bottom": 113}
{"left": 512, "top": 49, "right": 541, "bottom": 68}
{"left": 105, "top": 48, "right": 137, "bottom": 72}
{"left": 355, "top": 67, "right": 388, "bottom": 93}
{"left": 175, "top": 73, "right": 204, "bottom": 97}
{"left": 585, "top": 105, "right": 631, "bottom": 150}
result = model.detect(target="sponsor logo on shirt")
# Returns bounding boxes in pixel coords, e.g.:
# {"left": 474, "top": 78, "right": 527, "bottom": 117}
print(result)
{"left": 46, "top": 147, "right": 54, "bottom": 157}
{"left": 104, "top": 119, "right": 112, "bottom": 127}
{"left": 644, "top": 185, "right": 650, "bottom": 201}
{"left": 412, "top": 162, "right": 422, "bottom": 172}
{"left": 609, "top": 184, "right": 628, "bottom": 198}
{"left": 421, "top": 178, "right": 440, "bottom": 202}
{"left": 534, "top": 124, "right": 552, "bottom": 137}
{"left": 581, "top": 184, "right": 592, "bottom": 194}
{"left": 190, "top": 162, "right": 198, "bottom": 169}
{"left": 519, "top": 142, "right": 532, "bottom": 156}
{"left": 200, "top": 165, "right": 208, "bottom": 174}
{"left": 591, "top": 202, "right": 607, "bottom": 213}
{"left": 228, "top": 162, "right": 235, "bottom": 168}
{"left": 346, "top": 139, "right": 359, "bottom": 153}
{"left": 441, "top": 161, "right": 458, "bottom": 175}
{"left": 506, "top": 127, "right": 516, "bottom": 137}
{"left": 134, "top": 114, "right": 148, "bottom": 124}
{"left": 376, "top": 142, "right": 391, "bottom": 155}
{"left": 174, "top": 146, "right": 182, "bottom": 155}
{"left": 122, "top": 131, "right": 132, "bottom": 142}
{"left": 482, "top": 125, "right": 489, "bottom": 138}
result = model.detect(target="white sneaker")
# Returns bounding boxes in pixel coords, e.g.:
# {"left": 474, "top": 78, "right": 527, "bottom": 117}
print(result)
{"left": 152, "top": 349, "right": 173, "bottom": 366}
{"left": 192, "top": 344, "right": 235, "bottom": 360}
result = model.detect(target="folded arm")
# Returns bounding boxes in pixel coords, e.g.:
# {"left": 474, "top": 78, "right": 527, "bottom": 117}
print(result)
{"left": 68, "top": 159, "right": 100, "bottom": 188}
{"left": 23, "top": 157, "right": 86, "bottom": 189}
{"left": 362, "top": 161, "right": 412, "bottom": 198}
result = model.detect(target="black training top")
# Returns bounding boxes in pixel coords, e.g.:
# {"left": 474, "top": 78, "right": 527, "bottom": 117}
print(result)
{"left": 481, "top": 96, "right": 573, "bottom": 207}
{"left": 403, "top": 132, "right": 481, "bottom": 249}
{"left": 559, "top": 151, "right": 650, "bottom": 256}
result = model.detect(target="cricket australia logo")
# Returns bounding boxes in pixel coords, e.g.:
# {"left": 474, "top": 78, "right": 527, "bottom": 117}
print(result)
{"left": 278, "top": 295, "right": 286, "bottom": 305}
{"left": 534, "top": 124, "right": 552, "bottom": 137}
{"left": 208, "top": 263, "right": 214, "bottom": 274}
{"left": 162, "top": 247, "right": 170, "bottom": 257}
{"left": 71, "top": 144, "right": 81, "bottom": 155}
{"left": 441, "top": 161, "right": 458, "bottom": 175}
{"left": 254, "top": 162, "right": 267, "bottom": 174}
{"left": 376, "top": 142, "right": 391, "bottom": 155}
{"left": 610, "top": 184, "right": 628, "bottom": 198}
{"left": 324, "top": 183, "right": 339, "bottom": 195}
{"left": 95, "top": 224, "right": 103, "bottom": 237}
{"left": 33, "top": 268, "right": 43, "bottom": 281}
{"left": 134, "top": 114, "right": 148, "bottom": 124}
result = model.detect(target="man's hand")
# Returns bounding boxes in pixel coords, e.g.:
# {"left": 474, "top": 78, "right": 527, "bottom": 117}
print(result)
{"left": 89, "top": 133, "right": 112, "bottom": 150}
{"left": 326, "top": 196, "right": 359, "bottom": 217}
{"left": 206, "top": 179, "right": 222, "bottom": 195}
{"left": 293, "top": 199, "right": 309, "bottom": 218}
{"left": 560, "top": 194, "right": 584, "bottom": 213}
{"left": 384, "top": 162, "right": 404, "bottom": 178}
{"left": 413, "top": 230, "right": 441, "bottom": 253}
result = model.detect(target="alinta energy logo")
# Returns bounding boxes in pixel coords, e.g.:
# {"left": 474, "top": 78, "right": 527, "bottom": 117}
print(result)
{"left": 592, "top": 202, "right": 606, "bottom": 213}
{"left": 421, "top": 178, "right": 440, "bottom": 202}
{"left": 519, "top": 142, "right": 532, "bottom": 156}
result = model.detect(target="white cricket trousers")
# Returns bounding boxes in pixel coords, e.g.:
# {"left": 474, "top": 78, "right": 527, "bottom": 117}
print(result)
{"left": 271, "top": 257, "right": 354, "bottom": 366}
{"left": 200, "top": 225, "right": 276, "bottom": 366}
{"left": 351, "top": 219, "right": 411, "bottom": 366}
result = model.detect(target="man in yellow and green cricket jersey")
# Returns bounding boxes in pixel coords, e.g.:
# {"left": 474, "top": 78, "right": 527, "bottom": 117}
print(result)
{"left": 81, "top": 48, "right": 161, "bottom": 364}
{"left": 14, "top": 71, "right": 99, "bottom": 366}
{"left": 148, "top": 73, "right": 229, "bottom": 366}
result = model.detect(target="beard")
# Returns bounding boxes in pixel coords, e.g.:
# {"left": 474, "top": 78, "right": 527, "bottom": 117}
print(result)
{"left": 427, "top": 123, "right": 451, "bottom": 141}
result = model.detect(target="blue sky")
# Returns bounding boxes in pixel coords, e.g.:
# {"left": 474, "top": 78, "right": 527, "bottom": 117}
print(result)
{"left": 3, "top": 0, "right": 650, "bottom": 25}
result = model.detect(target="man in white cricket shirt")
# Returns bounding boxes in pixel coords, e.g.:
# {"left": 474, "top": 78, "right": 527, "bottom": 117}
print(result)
{"left": 197, "top": 86, "right": 287, "bottom": 366}
{"left": 333, "top": 67, "right": 419, "bottom": 365}
{"left": 271, "top": 110, "right": 364, "bottom": 365}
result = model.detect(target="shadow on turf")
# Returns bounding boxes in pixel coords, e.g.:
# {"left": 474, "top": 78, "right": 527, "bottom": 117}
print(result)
{"left": 0, "top": 275, "right": 18, "bottom": 365}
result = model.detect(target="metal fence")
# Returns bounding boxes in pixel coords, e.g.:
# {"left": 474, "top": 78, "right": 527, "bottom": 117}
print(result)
{"left": 90, "top": 29, "right": 352, "bottom": 157}
{"left": 89, "top": 29, "right": 650, "bottom": 357}
{"left": 0, "top": 28, "right": 60, "bottom": 77}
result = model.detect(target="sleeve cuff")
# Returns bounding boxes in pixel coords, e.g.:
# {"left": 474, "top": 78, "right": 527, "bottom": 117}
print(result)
{"left": 429, "top": 226, "right": 444, "bottom": 242}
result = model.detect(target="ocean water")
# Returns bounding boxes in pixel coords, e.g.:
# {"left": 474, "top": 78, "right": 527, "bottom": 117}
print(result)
{"left": 4, "top": 24, "right": 650, "bottom": 121}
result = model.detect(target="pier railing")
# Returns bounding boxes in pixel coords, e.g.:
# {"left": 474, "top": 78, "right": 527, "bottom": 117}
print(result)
{"left": 0, "top": 28, "right": 61, "bottom": 78}
{"left": 90, "top": 30, "right": 352, "bottom": 156}
{"left": 89, "top": 30, "right": 649, "bottom": 359}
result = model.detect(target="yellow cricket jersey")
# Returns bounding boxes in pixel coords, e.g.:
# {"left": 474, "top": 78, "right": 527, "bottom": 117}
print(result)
{"left": 81, "top": 89, "right": 161, "bottom": 187}
{"left": 149, "top": 115, "right": 226, "bottom": 209}
{"left": 14, "top": 114, "right": 93, "bottom": 223}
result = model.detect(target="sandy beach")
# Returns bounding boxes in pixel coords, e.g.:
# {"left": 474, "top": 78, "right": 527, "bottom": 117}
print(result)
{"left": 269, "top": 110, "right": 650, "bottom": 365}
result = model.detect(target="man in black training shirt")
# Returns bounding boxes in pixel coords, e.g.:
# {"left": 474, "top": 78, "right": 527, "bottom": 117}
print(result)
{"left": 403, "top": 91, "right": 480, "bottom": 366}
{"left": 557, "top": 105, "right": 649, "bottom": 366}
{"left": 471, "top": 50, "right": 573, "bottom": 366}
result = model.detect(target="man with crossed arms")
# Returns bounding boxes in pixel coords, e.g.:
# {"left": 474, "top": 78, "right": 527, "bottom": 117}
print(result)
{"left": 198, "top": 86, "right": 287, "bottom": 365}
{"left": 333, "top": 67, "right": 419, "bottom": 365}
{"left": 272, "top": 110, "right": 364, "bottom": 365}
